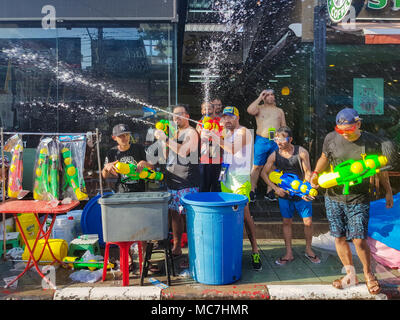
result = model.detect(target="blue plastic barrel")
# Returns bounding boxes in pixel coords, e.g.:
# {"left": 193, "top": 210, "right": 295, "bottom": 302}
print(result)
{"left": 181, "top": 192, "right": 248, "bottom": 285}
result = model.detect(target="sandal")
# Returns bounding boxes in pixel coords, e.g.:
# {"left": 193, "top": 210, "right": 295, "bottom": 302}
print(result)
{"left": 275, "top": 257, "right": 294, "bottom": 266}
{"left": 332, "top": 275, "right": 359, "bottom": 289}
{"left": 365, "top": 274, "right": 381, "bottom": 295}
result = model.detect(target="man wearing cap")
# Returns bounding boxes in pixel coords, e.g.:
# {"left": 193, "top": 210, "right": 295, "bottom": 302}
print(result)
{"left": 102, "top": 124, "right": 153, "bottom": 193}
{"left": 247, "top": 89, "right": 286, "bottom": 202}
{"left": 311, "top": 108, "right": 394, "bottom": 295}
{"left": 206, "top": 106, "right": 262, "bottom": 271}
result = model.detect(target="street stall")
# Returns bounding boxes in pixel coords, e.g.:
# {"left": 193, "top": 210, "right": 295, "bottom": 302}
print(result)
{"left": 0, "top": 128, "right": 103, "bottom": 289}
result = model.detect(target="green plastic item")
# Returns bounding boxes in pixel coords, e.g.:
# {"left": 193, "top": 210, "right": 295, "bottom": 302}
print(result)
{"left": 318, "top": 154, "right": 389, "bottom": 195}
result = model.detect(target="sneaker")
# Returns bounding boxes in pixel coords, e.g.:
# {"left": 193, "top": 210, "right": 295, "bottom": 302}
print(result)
{"left": 264, "top": 191, "right": 277, "bottom": 202}
{"left": 251, "top": 253, "right": 262, "bottom": 271}
{"left": 249, "top": 191, "right": 256, "bottom": 203}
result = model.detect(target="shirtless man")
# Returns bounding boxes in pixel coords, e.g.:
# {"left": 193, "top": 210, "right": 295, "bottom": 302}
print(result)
{"left": 247, "top": 89, "right": 286, "bottom": 201}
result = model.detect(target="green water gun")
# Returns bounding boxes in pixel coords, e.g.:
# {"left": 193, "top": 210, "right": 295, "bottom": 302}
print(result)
{"left": 115, "top": 162, "right": 164, "bottom": 182}
{"left": 33, "top": 148, "right": 50, "bottom": 200}
{"left": 61, "top": 147, "right": 88, "bottom": 200}
{"left": 155, "top": 119, "right": 176, "bottom": 137}
{"left": 49, "top": 154, "right": 59, "bottom": 200}
{"left": 63, "top": 256, "right": 114, "bottom": 271}
{"left": 318, "top": 154, "right": 389, "bottom": 195}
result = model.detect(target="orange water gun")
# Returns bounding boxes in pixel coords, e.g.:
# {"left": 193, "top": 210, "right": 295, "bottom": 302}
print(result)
{"left": 200, "top": 116, "right": 222, "bottom": 133}
{"left": 5, "top": 135, "right": 24, "bottom": 198}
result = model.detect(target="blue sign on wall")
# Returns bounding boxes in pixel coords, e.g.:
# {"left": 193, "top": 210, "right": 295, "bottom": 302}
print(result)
{"left": 353, "top": 78, "right": 384, "bottom": 115}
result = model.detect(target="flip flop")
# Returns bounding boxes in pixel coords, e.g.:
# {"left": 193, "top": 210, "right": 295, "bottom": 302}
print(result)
{"left": 275, "top": 257, "right": 294, "bottom": 266}
{"left": 304, "top": 253, "right": 321, "bottom": 264}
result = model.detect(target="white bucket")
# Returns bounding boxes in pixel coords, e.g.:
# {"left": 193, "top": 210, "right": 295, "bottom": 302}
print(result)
{"left": 52, "top": 214, "right": 75, "bottom": 244}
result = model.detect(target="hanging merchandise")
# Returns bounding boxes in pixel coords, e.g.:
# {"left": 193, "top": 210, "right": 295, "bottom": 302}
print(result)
{"left": 59, "top": 135, "right": 88, "bottom": 201}
{"left": 5, "top": 134, "right": 29, "bottom": 199}
{"left": 33, "top": 137, "right": 59, "bottom": 201}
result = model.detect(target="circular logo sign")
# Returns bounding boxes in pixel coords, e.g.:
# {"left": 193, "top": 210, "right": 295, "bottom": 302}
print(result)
{"left": 327, "top": 0, "right": 353, "bottom": 23}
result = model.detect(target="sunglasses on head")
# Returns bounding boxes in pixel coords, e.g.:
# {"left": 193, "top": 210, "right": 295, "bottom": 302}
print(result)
{"left": 335, "top": 123, "right": 358, "bottom": 134}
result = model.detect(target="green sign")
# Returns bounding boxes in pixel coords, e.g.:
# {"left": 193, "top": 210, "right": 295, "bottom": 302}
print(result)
{"left": 353, "top": 78, "right": 384, "bottom": 115}
{"left": 367, "top": 0, "right": 400, "bottom": 10}
{"left": 327, "top": 0, "right": 353, "bottom": 23}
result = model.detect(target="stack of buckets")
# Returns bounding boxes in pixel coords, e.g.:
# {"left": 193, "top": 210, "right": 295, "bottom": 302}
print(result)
{"left": 15, "top": 210, "right": 83, "bottom": 263}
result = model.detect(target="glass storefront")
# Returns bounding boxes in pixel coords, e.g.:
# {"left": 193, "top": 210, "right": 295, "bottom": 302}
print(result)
{"left": 0, "top": 23, "right": 177, "bottom": 148}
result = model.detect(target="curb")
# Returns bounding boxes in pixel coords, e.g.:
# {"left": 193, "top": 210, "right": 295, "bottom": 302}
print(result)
{"left": 267, "top": 284, "right": 388, "bottom": 300}
{"left": 53, "top": 284, "right": 394, "bottom": 300}
{"left": 54, "top": 286, "right": 162, "bottom": 300}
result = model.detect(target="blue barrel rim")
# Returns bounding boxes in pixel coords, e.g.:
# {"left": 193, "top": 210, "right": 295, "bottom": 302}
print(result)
{"left": 181, "top": 192, "right": 248, "bottom": 207}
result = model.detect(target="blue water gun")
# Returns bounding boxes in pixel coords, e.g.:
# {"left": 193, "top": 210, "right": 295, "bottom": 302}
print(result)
{"left": 269, "top": 170, "right": 318, "bottom": 199}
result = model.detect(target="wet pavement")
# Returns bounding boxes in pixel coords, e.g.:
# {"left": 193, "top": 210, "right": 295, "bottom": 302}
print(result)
{"left": 1, "top": 239, "right": 399, "bottom": 300}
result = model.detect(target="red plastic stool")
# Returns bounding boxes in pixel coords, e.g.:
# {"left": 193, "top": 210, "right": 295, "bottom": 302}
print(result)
{"left": 102, "top": 241, "right": 143, "bottom": 286}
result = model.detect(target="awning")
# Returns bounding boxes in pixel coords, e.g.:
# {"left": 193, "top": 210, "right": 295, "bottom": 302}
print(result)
{"left": 364, "top": 27, "right": 400, "bottom": 44}
{"left": 335, "top": 22, "right": 400, "bottom": 44}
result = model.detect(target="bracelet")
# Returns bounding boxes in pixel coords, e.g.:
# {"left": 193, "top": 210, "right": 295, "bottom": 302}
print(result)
{"left": 312, "top": 171, "right": 319, "bottom": 175}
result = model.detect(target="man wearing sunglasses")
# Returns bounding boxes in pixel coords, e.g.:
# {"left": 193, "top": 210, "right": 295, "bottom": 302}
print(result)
{"left": 260, "top": 126, "right": 320, "bottom": 266}
{"left": 205, "top": 106, "right": 262, "bottom": 271}
{"left": 311, "top": 108, "right": 394, "bottom": 295}
{"left": 154, "top": 105, "right": 200, "bottom": 258}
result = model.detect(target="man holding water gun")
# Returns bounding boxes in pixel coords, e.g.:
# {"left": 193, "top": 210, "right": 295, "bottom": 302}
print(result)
{"left": 102, "top": 124, "right": 153, "bottom": 193}
{"left": 310, "top": 108, "right": 394, "bottom": 295}
{"left": 261, "top": 126, "right": 320, "bottom": 266}
{"left": 196, "top": 101, "right": 223, "bottom": 192}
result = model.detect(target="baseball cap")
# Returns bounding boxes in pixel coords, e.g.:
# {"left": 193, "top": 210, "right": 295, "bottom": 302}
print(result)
{"left": 336, "top": 108, "right": 362, "bottom": 125}
{"left": 112, "top": 124, "right": 131, "bottom": 136}
{"left": 222, "top": 106, "right": 239, "bottom": 117}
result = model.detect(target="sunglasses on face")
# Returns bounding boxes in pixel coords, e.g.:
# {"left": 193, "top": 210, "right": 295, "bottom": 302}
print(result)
{"left": 173, "top": 112, "right": 187, "bottom": 117}
{"left": 273, "top": 136, "right": 290, "bottom": 143}
{"left": 335, "top": 123, "right": 357, "bottom": 134}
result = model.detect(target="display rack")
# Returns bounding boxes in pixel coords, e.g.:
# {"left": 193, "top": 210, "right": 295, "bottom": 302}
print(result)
{"left": 0, "top": 128, "right": 104, "bottom": 259}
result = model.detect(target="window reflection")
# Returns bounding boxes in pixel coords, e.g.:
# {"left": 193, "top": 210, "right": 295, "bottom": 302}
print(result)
{"left": 0, "top": 24, "right": 176, "bottom": 146}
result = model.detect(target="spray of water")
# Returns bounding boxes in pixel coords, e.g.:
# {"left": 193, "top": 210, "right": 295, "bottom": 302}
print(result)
{"left": 199, "top": 0, "right": 250, "bottom": 102}
{"left": 3, "top": 46, "right": 202, "bottom": 127}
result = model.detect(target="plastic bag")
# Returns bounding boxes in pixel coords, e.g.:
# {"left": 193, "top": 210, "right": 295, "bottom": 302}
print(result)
{"left": 5, "top": 134, "right": 29, "bottom": 199}
{"left": 59, "top": 135, "right": 88, "bottom": 201}
{"left": 33, "top": 137, "right": 59, "bottom": 201}
{"left": 69, "top": 269, "right": 102, "bottom": 283}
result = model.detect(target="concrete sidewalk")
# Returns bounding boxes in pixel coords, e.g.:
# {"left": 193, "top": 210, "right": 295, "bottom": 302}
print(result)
{"left": 1, "top": 239, "right": 400, "bottom": 300}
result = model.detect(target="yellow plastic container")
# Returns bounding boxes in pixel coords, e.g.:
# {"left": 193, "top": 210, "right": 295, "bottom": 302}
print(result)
{"left": 22, "top": 239, "right": 68, "bottom": 264}
{"left": 16, "top": 213, "right": 39, "bottom": 246}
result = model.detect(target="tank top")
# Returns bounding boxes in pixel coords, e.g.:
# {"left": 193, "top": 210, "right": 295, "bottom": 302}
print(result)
{"left": 165, "top": 127, "right": 200, "bottom": 190}
{"left": 222, "top": 126, "right": 253, "bottom": 175}
{"left": 274, "top": 145, "right": 303, "bottom": 180}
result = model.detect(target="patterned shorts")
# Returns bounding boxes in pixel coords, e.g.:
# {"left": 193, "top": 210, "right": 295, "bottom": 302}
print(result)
{"left": 325, "top": 196, "right": 370, "bottom": 240}
{"left": 167, "top": 187, "right": 200, "bottom": 214}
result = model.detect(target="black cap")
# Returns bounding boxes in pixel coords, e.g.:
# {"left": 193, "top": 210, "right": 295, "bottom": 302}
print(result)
{"left": 112, "top": 124, "right": 131, "bottom": 137}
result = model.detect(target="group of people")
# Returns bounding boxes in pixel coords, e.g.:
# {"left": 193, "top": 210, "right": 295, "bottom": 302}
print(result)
{"left": 102, "top": 90, "right": 395, "bottom": 295}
